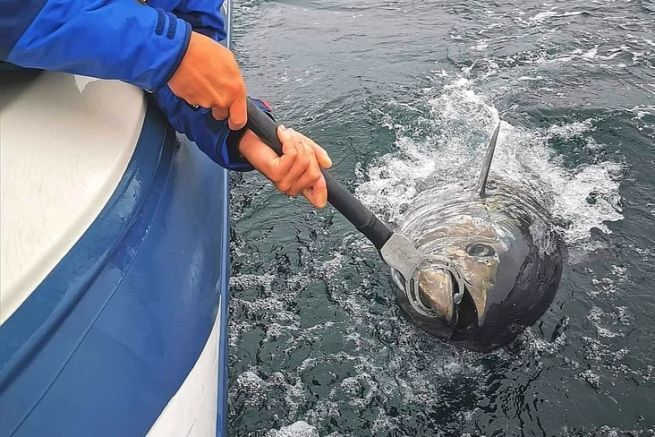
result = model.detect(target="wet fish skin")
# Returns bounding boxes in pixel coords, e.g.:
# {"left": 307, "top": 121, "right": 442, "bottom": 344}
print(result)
{"left": 392, "top": 180, "right": 564, "bottom": 351}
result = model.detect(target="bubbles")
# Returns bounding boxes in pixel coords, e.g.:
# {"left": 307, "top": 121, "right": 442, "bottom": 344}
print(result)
{"left": 578, "top": 369, "right": 601, "bottom": 389}
{"left": 546, "top": 161, "right": 623, "bottom": 243}
{"left": 544, "top": 118, "right": 595, "bottom": 140}
{"left": 265, "top": 421, "right": 319, "bottom": 437}
{"left": 231, "top": 371, "right": 268, "bottom": 407}
{"left": 266, "top": 420, "right": 319, "bottom": 437}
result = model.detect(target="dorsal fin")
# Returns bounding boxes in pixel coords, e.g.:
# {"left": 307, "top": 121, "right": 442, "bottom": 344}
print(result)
{"left": 477, "top": 122, "right": 501, "bottom": 198}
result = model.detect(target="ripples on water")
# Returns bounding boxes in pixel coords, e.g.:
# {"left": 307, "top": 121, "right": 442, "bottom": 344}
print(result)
{"left": 228, "top": 1, "right": 654, "bottom": 435}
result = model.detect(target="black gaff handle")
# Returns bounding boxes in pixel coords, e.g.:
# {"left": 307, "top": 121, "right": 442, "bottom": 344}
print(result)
{"left": 245, "top": 98, "right": 393, "bottom": 250}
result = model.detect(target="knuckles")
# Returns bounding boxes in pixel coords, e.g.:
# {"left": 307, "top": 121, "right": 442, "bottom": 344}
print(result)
{"left": 297, "top": 155, "right": 310, "bottom": 168}
{"left": 277, "top": 180, "right": 292, "bottom": 192}
{"left": 268, "top": 173, "right": 283, "bottom": 184}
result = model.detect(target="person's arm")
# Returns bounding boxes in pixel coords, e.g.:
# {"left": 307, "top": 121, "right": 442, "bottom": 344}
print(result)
{"left": 151, "top": 85, "right": 255, "bottom": 172}
{"left": 147, "top": 0, "right": 332, "bottom": 207}
{"left": 1, "top": 0, "right": 190, "bottom": 91}
{"left": 153, "top": 87, "right": 332, "bottom": 207}
{"left": 0, "top": 0, "right": 246, "bottom": 129}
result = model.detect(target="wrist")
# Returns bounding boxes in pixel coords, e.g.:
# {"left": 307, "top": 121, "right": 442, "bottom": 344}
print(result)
{"left": 237, "top": 130, "right": 259, "bottom": 154}
{"left": 228, "top": 98, "right": 275, "bottom": 155}
{"left": 158, "top": 19, "right": 192, "bottom": 91}
{"left": 167, "top": 30, "right": 200, "bottom": 92}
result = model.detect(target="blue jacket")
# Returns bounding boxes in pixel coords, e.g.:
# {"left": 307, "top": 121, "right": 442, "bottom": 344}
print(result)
{"left": 1, "top": 0, "right": 254, "bottom": 171}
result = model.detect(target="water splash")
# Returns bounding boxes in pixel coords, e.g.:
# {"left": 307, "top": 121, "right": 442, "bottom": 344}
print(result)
{"left": 355, "top": 77, "right": 623, "bottom": 250}
{"left": 265, "top": 421, "right": 319, "bottom": 437}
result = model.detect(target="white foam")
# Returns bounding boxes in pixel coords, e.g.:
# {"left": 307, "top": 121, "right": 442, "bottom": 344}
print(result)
{"left": 586, "top": 306, "right": 628, "bottom": 338}
{"left": 518, "top": 75, "right": 544, "bottom": 81}
{"left": 231, "top": 371, "right": 268, "bottom": 407}
{"left": 544, "top": 161, "right": 623, "bottom": 243}
{"left": 581, "top": 46, "right": 599, "bottom": 60}
{"left": 230, "top": 273, "right": 276, "bottom": 292}
{"left": 529, "top": 9, "right": 587, "bottom": 22}
{"left": 578, "top": 369, "right": 600, "bottom": 388}
{"left": 471, "top": 40, "right": 489, "bottom": 51}
{"left": 516, "top": 325, "right": 567, "bottom": 354}
{"left": 355, "top": 77, "right": 623, "bottom": 248}
{"left": 544, "top": 118, "right": 595, "bottom": 139}
{"left": 266, "top": 421, "right": 319, "bottom": 437}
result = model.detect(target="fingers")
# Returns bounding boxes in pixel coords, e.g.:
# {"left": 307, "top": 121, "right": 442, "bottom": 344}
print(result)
{"left": 302, "top": 175, "right": 328, "bottom": 208}
{"left": 288, "top": 158, "right": 322, "bottom": 196}
{"left": 212, "top": 107, "right": 228, "bottom": 121}
{"left": 212, "top": 93, "right": 246, "bottom": 126}
{"left": 277, "top": 128, "right": 310, "bottom": 193}
{"left": 308, "top": 140, "right": 332, "bottom": 169}
{"left": 228, "top": 95, "right": 247, "bottom": 130}
{"left": 277, "top": 128, "right": 329, "bottom": 207}
{"left": 238, "top": 124, "right": 330, "bottom": 208}
{"left": 270, "top": 126, "right": 297, "bottom": 177}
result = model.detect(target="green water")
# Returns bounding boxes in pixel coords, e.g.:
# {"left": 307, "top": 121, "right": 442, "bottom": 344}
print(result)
{"left": 227, "top": 1, "right": 655, "bottom": 435}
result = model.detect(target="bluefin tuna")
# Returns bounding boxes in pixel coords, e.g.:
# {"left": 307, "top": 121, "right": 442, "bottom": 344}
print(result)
{"left": 391, "top": 123, "right": 564, "bottom": 350}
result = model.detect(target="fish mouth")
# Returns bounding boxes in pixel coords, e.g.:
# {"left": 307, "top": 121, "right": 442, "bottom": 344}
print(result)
{"left": 393, "top": 257, "right": 467, "bottom": 335}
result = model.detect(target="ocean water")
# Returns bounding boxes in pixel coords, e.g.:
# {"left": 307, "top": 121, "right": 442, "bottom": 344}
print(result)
{"left": 227, "top": 0, "right": 655, "bottom": 435}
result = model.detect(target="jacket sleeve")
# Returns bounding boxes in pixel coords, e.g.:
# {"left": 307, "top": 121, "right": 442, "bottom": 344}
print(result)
{"left": 147, "top": 0, "right": 226, "bottom": 41}
{"left": 174, "top": 0, "right": 226, "bottom": 41}
{"left": 1, "top": 0, "right": 191, "bottom": 91}
{"left": 149, "top": 0, "right": 256, "bottom": 171}
{"left": 152, "top": 85, "right": 255, "bottom": 172}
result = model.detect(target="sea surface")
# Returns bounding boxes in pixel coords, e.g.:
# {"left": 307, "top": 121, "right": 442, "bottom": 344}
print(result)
{"left": 227, "top": 1, "right": 655, "bottom": 435}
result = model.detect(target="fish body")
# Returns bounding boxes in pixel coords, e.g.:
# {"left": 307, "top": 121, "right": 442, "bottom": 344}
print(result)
{"left": 391, "top": 125, "right": 564, "bottom": 350}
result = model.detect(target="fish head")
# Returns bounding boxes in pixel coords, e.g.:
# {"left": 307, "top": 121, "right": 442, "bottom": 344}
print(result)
{"left": 393, "top": 197, "right": 563, "bottom": 349}
{"left": 391, "top": 122, "right": 563, "bottom": 349}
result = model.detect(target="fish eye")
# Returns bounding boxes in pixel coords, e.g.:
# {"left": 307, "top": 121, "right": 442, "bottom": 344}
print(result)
{"left": 466, "top": 243, "right": 495, "bottom": 257}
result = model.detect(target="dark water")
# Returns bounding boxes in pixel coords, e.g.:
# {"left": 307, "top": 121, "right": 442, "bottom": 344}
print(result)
{"left": 227, "top": 1, "right": 655, "bottom": 435}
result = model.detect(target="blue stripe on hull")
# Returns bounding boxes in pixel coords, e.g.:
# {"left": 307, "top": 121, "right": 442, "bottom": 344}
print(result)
{"left": 0, "top": 101, "right": 230, "bottom": 436}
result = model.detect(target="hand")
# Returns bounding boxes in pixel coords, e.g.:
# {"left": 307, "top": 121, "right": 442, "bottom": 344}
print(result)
{"left": 238, "top": 126, "right": 333, "bottom": 208}
{"left": 168, "top": 31, "right": 247, "bottom": 130}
